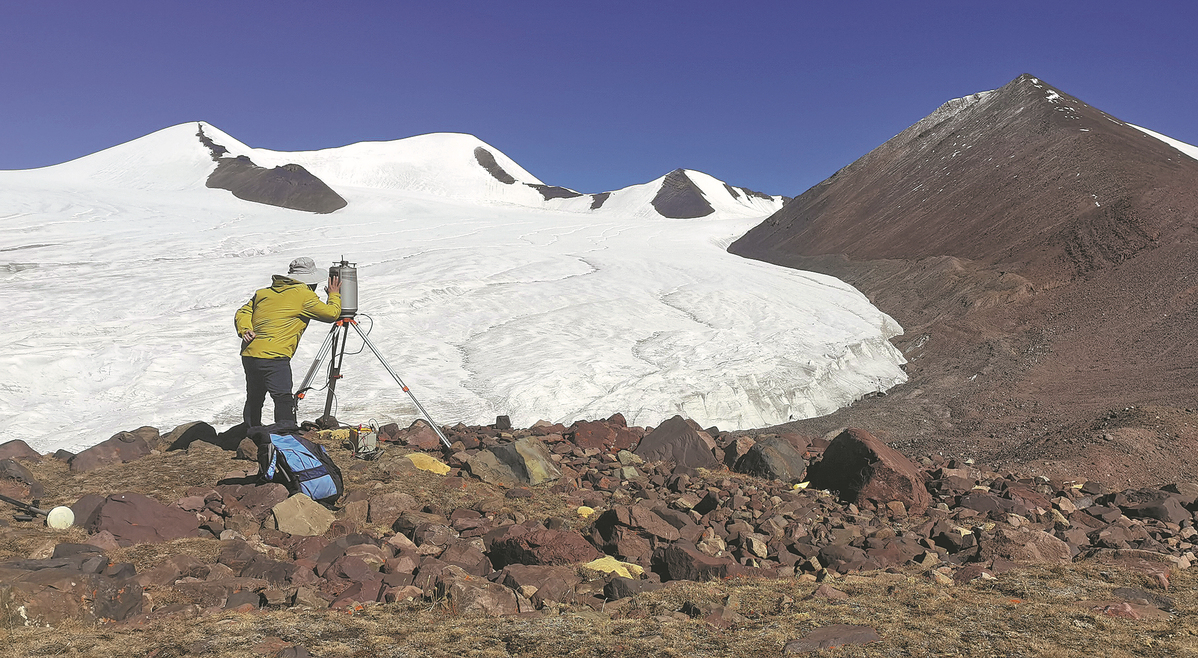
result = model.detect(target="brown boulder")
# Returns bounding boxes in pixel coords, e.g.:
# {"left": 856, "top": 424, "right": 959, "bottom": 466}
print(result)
{"left": 85, "top": 493, "right": 201, "bottom": 546}
{"left": 399, "top": 420, "right": 444, "bottom": 451}
{"left": 499, "top": 564, "right": 581, "bottom": 606}
{"left": 660, "top": 541, "right": 741, "bottom": 581}
{"left": 0, "top": 458, "right": 44, "bottom": 501}
{"left": 568, "top": 420, "right": 618, "bottom": 450}
{"left": 0, "top": 568, "right": 143, "bottom": 624}
{"left": 808, "top": 428, "right": 931, "bottom": 513}
{"left": 978, "top": 527, "right": 1072, "bottom": 565}
{"left": 568, "top": 420, "right": 638, "bottom": 452}
{"left": 439, "top": 541, "right": 493, "bottom": 576}
{"left": 489, "top": 528, "right": 601, "bottom": 568}
{"left": 367, "top": 492, "right": 419, "bottom": 528}
{"left": 0, "top": 439, "right": 41, "bottom": 462}
{"left": 633, "top": 415, "right": 720, "bottom": 471}
{"left": 435, "top": 565, "right": 518, "bottom": 616}
{"left": 69, "top": 432, "right": 152, "bottom": 473}
{"left": 734, "top": 436, "right": 807, "bottom": 483}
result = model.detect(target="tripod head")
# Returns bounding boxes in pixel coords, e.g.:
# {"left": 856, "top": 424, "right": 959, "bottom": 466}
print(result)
{"left": 330, "top": 257, "right": 358, "bottom": 318}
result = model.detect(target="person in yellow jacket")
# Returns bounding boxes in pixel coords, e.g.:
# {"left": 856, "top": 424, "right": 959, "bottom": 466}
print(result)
{"left": 234, "top": 257, "right": 341, "bottom": 428}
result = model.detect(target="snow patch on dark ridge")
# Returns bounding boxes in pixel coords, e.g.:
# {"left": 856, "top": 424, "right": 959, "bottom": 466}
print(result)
{"left": 651, "top": 169, "right": 714, "bottom": 218}
{"left": 196, "top": 125, "right": 346, "bottom": 214}
{"left": 528, "top": 183, "right": 583, "bottom": 200}
{"left": 474, "top": 147, "right": 516, "bottom": 184}
{"left": 590, "top": 192, "right": 611, "bottom": 210}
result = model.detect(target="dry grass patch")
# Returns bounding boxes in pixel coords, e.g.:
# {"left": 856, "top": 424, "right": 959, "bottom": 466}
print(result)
{"left": 3, "top": 564, "right": 1197, "bottom": 657}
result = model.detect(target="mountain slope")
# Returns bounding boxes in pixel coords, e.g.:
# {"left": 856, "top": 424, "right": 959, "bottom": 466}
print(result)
{"left": 730, "top": 74, "right": 1198, "bottom": 485}
{"left": 733, "top": 74, "right": 1198, "bottom": 285}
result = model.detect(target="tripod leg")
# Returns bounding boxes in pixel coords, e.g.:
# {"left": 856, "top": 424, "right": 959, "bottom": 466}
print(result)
{"left": 350, "top": 322, "right": 454, "bottom": 451}
{"left": 295, "top": 323, "right": 338, "bottom": 401}
{"left": 323, "top": 321, "right": 352, "bottom": 419}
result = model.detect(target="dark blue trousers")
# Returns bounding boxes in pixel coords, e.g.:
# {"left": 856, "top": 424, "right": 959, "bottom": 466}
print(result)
{"left": 242, "top": 356, "right": 296, "bottom": 427}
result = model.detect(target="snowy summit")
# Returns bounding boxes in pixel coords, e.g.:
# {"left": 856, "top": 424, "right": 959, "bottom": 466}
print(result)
{"left": 1, "top": 122, "right": 907, "bottom": 453}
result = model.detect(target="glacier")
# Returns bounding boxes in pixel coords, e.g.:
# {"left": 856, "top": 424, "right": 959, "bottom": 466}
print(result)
{"left": 1, "top": 122, "right": 907, "bottom": 453}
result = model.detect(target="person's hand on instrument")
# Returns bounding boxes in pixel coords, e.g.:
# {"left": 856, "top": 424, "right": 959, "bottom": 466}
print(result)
{"left": 327, "top": 274, "right": 341, "bottom": 296}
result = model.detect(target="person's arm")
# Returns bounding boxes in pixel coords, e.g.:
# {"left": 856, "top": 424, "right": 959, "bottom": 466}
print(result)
{"left": 234, "top": 296, "right": 256, "bottom": 343}
{"left": 301, "top": 275, "right": 342, "bottom": 321}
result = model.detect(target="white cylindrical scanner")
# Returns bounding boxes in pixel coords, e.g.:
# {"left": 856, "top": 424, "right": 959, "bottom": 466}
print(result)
{"left": 330, "top": 258, "right": 358, "bottom": 318}
{"left": 46, "top": 506, "right": 74, "bottom": 529}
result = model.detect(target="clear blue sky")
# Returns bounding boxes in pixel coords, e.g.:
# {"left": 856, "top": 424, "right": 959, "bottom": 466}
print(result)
{"left": 2, "top": 1, "right": 1194, "bottom": 196}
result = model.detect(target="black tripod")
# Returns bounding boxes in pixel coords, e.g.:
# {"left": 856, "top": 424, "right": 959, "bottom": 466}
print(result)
{"left": 294, "top": 316, "right": 453, "bottom": 451}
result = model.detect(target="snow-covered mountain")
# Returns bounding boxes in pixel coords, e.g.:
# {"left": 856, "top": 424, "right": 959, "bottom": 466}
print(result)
{"left": 24, "top": 122, "right": 786, "bottom": 219}
{"left": 1, "top": 123, "right": 900, "bottom": 453}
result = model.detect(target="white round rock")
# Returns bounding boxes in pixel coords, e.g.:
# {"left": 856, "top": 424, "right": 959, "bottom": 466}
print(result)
{"left": 46, "top": 506, "right": 75, "bottom": 529}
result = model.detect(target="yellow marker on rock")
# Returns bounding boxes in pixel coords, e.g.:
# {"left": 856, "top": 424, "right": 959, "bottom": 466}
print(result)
{"left": 577, "top": 506, "right": 596, "bottom": 518}
{"left": 406, "top": 453, "right": 451, "bottom": 475}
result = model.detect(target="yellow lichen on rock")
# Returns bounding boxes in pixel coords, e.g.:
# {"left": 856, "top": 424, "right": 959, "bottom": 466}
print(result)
{"left": 319, "top": 428, "right": 353, "bottom": 442}
{"left": 406, "top": 453, "right": 451, "bottom": 475}
{"left": 583, "top": 555, "right": 644, "bottom": 579}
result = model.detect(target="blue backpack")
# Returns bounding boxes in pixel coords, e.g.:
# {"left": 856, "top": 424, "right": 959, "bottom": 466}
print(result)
{"left": 255, "top": 430, "right": 344, "bottom": 503}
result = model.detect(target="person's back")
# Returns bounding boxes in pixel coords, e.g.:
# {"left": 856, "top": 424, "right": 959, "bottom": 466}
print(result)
{"left": 239, "top": 275, "right": 341, "bottom": 359}
{"left": 234, "top": 258, "right": 341, "bottom": 428}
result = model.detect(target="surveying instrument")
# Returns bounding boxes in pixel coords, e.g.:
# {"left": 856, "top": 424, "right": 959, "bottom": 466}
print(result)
{"left": 294, "top": 258, "right": 453, "bottom": 451}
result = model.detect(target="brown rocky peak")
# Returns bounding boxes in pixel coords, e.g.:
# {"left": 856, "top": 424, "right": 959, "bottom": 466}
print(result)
{"left": 732, "top": 72, "right": 1198, "bottom": 286}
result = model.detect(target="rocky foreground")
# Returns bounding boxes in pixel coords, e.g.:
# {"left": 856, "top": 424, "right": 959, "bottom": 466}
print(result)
{"left": 1, "top": 414, "right": 1195, "bottom": 653}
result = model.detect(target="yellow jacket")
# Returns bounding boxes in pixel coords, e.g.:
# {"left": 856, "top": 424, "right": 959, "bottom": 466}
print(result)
{"left": 234, "top": 275, "right": 342, "bottom": 359}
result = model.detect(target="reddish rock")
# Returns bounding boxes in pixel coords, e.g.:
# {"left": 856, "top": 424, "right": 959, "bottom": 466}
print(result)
{"left": 439, "top": 542, "right": 493, "bottom": 576}
{"left": 568, "top": 420, "right": 619, "bottom": 450}
{"left": 808, "top": 428, "right": 931, "bottom": 513}
{"left": 978, "top": 527, "right": 1071, "bottom": 565}
{"left": 722, "top": 436, "right": 756, "bottom": 469}
{"left": 0, "top": 439, "right": 41, "bottom": 462}
{"left": 734, "top": 436, "right": 807, "bottom": 483}
{"left": 627, "top": 505, "right": 681, "bottom": 541}
{"left": 661, "top": 541, "right": 740, "bottom": 581}
{"left": 500, "top": 564, "right": 581, "bottom": 605}
{"left": 330, "top": 579, "right": 384, "bottom": 608}
{"left": 216, "top": 484, "right": 290, "bottom": 521}
{"left": 783, "top": 625, "right": 881, "bottom": 653}
{"left": 0, "top": 569, "right": 144, "bottom": 624}
{"left": 1113, "top": 490, "right": 1192, "bottom": 525}
{"left": 172, "top": 578, "right": 268, "bottom": 608}
{"left": 163, "top": 421, "right": 223, "bottom": 451}
{"left": 435, "top": 565, "right": 519, "bottom": 616}
{"left": 603, "top": 576, "right": 663, "bottom": 600}
{"left": 0, "top": 458, "right": 44, "bottom": 500}
{"left": 85, "top": 493, "right": 201, "bottom": 546}
{"left": 368, "top": 492, "right": 419, "bottom": 527}
{"left": 400, "top": 420, "right": 444, "bottom": 451}
{"left": 69, "top": 432, "right": 152, "bottom": 473}
{"left": 634, "top": 416, "right": 720, "bottom": 471}
{"left": 489, "top": 528, "right": 601, "bottom": 568}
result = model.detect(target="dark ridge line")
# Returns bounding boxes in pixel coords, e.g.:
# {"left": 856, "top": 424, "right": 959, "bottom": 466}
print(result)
{"left": 474, "top": 147, "right": 517, "bottom": 184}
{"left": 529, "top": 184, "right": 583, "bottom": 200}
